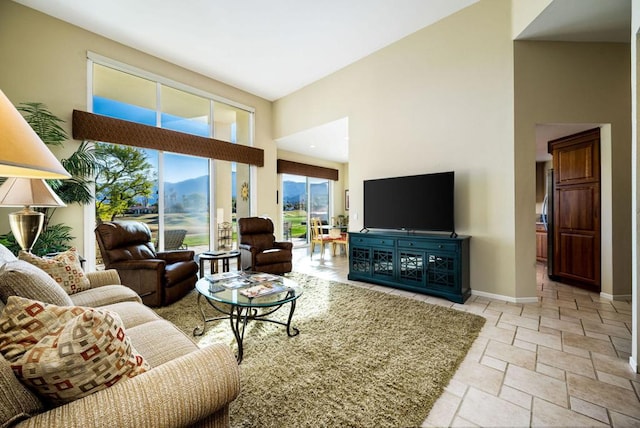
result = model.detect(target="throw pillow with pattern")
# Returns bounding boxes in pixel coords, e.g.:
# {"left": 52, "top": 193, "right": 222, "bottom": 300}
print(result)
{"left": 0, "top": 296, "right": 150, "bottom": 406}
{"left": 19, "top": 248, "right": 90, "bottom": 295}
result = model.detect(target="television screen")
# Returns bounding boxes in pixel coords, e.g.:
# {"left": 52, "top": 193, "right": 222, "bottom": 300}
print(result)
{"left": 363, "top": 171, "right": 454, "bottom": 232}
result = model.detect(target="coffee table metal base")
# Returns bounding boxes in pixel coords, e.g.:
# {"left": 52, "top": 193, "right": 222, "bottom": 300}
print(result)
{"left": 193, "top": 293, "right": 299, "bottom": 363}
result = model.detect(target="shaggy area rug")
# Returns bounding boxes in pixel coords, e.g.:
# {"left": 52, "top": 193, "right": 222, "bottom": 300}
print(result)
{"left": 154, "top": 273, "right": 485, "bottom": 428}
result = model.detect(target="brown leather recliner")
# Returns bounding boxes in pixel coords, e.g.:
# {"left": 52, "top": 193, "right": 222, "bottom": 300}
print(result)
{"left": 238, "top": 217, "right": 293, "bottom": 275}
{"left": 95, "top": 220, "right": 199, "bottom": 306}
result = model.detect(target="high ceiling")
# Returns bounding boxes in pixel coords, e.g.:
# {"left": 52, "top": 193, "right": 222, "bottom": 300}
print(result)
{"left": 13, "top": 0, "right": 478, "bottom": 102}
{"left": 12, "top": 0, "right": 631, "bottom": 163}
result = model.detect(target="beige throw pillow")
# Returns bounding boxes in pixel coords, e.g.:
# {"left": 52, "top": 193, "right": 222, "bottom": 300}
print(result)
{"left": 0, "top": 296, "right": 150, "bottom": 406}
{"left": 0, "top": 260, "right": 73, "bottom": 306}
{"left": 19, "top": 248, "right": 90, "bottom": 295}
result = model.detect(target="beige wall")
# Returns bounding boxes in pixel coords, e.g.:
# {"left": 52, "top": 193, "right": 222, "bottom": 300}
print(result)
{"left": 514, "top": 41, "right": 632, "bottom": 297}
{"left": 274, "top": 0, "right": 519, "bottom": 298}
{"left": 0, "top": 1, "right": 277, "bottom": 256}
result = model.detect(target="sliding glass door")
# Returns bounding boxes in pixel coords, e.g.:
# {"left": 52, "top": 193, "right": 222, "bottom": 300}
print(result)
{"left": 282, "top": 174, "right": 330, "bottom": 247}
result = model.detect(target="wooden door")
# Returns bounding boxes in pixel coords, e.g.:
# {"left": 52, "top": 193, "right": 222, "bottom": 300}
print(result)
{"left": 548, "top": 128, "right": 600, "bottom": 290}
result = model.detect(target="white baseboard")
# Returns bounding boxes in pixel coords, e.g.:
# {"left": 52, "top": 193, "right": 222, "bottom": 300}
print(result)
{"left": 630, "top": 356, "right": 638, "bottom": 374}
{"left": 471, "top": 290, "right": 538, "bottom": 304}
{"left": 600, "top": 292, "right": 633, "bottom": 301}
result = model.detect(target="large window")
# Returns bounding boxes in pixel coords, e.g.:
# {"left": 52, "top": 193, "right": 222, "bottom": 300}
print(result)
{"left": 90, "top": 58, "right": 254, "bottom": 267}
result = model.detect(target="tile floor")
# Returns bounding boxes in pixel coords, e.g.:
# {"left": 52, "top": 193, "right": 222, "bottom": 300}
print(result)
{"left": 291, "top": 246, "right": 639, "bottom": 427}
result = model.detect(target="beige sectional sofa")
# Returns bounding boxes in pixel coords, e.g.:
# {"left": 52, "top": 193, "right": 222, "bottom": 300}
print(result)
{"left": 0, "top": 244, "right": 239, "bottom": 427}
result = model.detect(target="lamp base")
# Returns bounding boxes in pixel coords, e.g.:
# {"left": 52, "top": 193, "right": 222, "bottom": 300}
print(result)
{"left": 9, "top": 207, "right": 44, "bottom": 252}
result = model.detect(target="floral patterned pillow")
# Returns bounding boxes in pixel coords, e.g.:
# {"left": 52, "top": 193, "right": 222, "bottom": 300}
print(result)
{"left": 18, "top": 248, "right": 89, "bottom": 295}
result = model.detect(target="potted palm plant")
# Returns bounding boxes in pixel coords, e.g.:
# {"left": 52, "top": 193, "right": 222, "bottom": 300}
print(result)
{"left": 0, "top": 102, "right": 97, "bottom": 255}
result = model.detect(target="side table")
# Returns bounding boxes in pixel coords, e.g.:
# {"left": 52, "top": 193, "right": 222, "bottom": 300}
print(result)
{"left": 197, "top": 250, "right": 241, "bottom": 278}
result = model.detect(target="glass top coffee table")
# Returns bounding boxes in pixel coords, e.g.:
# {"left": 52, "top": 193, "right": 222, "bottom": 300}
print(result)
{"left": 194, "top": 271, "right": 302, "bottom": 363}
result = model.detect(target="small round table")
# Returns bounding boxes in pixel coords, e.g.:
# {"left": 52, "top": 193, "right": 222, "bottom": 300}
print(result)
{"left": 197, "top": 250, "right": 241, "bottom": 278}
{"left": 193, "top": 273, "right": 302, "bottom": 363}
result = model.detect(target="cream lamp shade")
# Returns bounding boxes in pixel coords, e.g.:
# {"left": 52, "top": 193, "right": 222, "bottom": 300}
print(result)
{"left": 0, "top": 178, "right": 66, "bottom": 252}
{"left": 0, "top": 89, "right": 71, "bottom": 179}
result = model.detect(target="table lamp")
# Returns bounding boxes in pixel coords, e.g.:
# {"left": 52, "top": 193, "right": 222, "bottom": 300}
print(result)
{"left": 0, "top": 178, "right": 66, "bottom": 252}
{"left": 0, "top": 88, "right": 71, "bottom": 252}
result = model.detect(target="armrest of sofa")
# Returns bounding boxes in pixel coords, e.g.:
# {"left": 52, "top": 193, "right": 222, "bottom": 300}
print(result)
{"left": 17, "top": 344, "right": 240, "bottom": 428}
{"left": 85, "top": 269, "right": 121, "bottom": 288}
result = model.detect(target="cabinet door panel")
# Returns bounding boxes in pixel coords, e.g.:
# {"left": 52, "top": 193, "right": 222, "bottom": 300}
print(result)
{"left": 556, "top": 186, "right": 598, "bottom": 231}
{"left": 426, "top": 252, "right": 457, "bottom": 290}
{"left": 350, "top": 247, "right": 371, "bottom": 274}
{"left": 557, "top": 233, "right": 598, "bottom": 284}
{"left": 399, "top": 251, "right": 425, "bottom": 284}
{"left": 372, "top": 248, "right": 394, "bottom": 279}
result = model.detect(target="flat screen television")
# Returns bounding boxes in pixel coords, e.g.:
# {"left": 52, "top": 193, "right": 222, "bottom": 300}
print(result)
{"left": 363, "top": 171, "right": 454, "bottom": 233}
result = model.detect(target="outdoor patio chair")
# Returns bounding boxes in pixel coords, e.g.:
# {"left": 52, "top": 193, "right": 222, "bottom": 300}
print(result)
{"left": 157, "top": 229, "right": 188, "bottom": 250}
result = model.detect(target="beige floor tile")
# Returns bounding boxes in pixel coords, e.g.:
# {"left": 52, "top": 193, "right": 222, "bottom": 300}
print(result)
{"left": 496, "top": 321, "right": 518, "bottom": 332}
{"left": 452, "top": 360, "right": 504, "bottom": 396}
{"left": 610, "top": 411, "right": 640, "bottom": 427}
{"left": 560, "top": 306, "right": 602, "bottom": 322}
{"left": 422, "top": 390, "right": 460, "bottom": 427}
{"left": 485, "top": 340, "right": 537, "bottom": 371}
{"left": 522, "top": 305, "right": 559, "bottom": 320}
{"left": 596, "top": 371, "right": 634, "bottom": 390}
{"left": 450, "top": 416, "right": 479, "bottom": 427}
{"left": 599, "top": 310, "right": 632, "bottom": 323}
{"left": 570, "top": 396, "right": 610, "bottom": 424}
{"left": 592, "top": 353, "right": 640, "bottom": 381}
{"left": 537, "top": 346, "right": 596, "bottom": 379}
{"left": 562, "top": 343, "right": 593, "bottom": 358}
{"left": 487, "top": 301, "right": 524, "bottom": 316}
{"left": 515, "top": 327, "right": 562, "bottom": 350}
{"left": 540, "top": 316, "right": 585, "bottom": 335}
{"left": 542, "top": 297, "right": 578, "bottom": 310}
{"left": 537, "top": 362, "right": 565, "bottom": 380}
{"left": 499, "top": 385, "right": 532, "bottom": 410}
{"left": 567, "top": 372, "right": 640, "bottom": 420}
{"left": 582, "top": 319, "right": 631, "bottom": 340}
{"left": 481, "top": 354, "right": 507, "bottom": 371}
{"left": 504, "top": 365, "right": 568, "bottom": 407}
{"left": 562, "top": 332, "right": 617, "bottom": 357}
{"left": 444, "top": 378, "right": 468, "bottom": 398}
{"left": 478, "top": 325, "right": 515, "bottom": 345}
{"left": 499, "top": 312, "right": 540, "bottom": 330}
{"left": 531, "top": 397, "right": 608, "bottom": 427}
{"left": 513, "top": 339, "right": 538, "bottom": 352}
{"left": 457, "top": 387, "right": 530, "bottom": 427}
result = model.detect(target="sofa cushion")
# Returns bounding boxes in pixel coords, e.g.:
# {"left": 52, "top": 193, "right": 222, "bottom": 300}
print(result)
{"left": 0, "top": 296, "right": 150, "bottom": 406}
{"left": 70, "top": 285, "right": 141, "bottom": 308}
{"left": 98, "top": 301, "right": 160, "bottom": 329}
{"left": 0, "top": 260, "right": 73, "bottom": 307}
{"left": 0, "top": 356, "right": 43, "bottom": 428}
{"left": 19, "top": 248, "right": 90, "bottom": 295}
{"left": 125, "top": 319, "right": 197, "bottom": 367}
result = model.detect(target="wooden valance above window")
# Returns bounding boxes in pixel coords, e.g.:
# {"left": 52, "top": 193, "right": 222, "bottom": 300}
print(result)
{"left": 277, "top": 159, "right": 339, "bottom": 181}
{"left": 72, "top": 110, "right": 264, "bottom": 167}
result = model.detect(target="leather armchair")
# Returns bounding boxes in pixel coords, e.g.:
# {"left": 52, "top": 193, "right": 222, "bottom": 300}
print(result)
{"left": 95, "top": 221, "right": 199, "bottom": 306}
{"left": 238, "top": 217, "right": 293, "bottom": 275}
